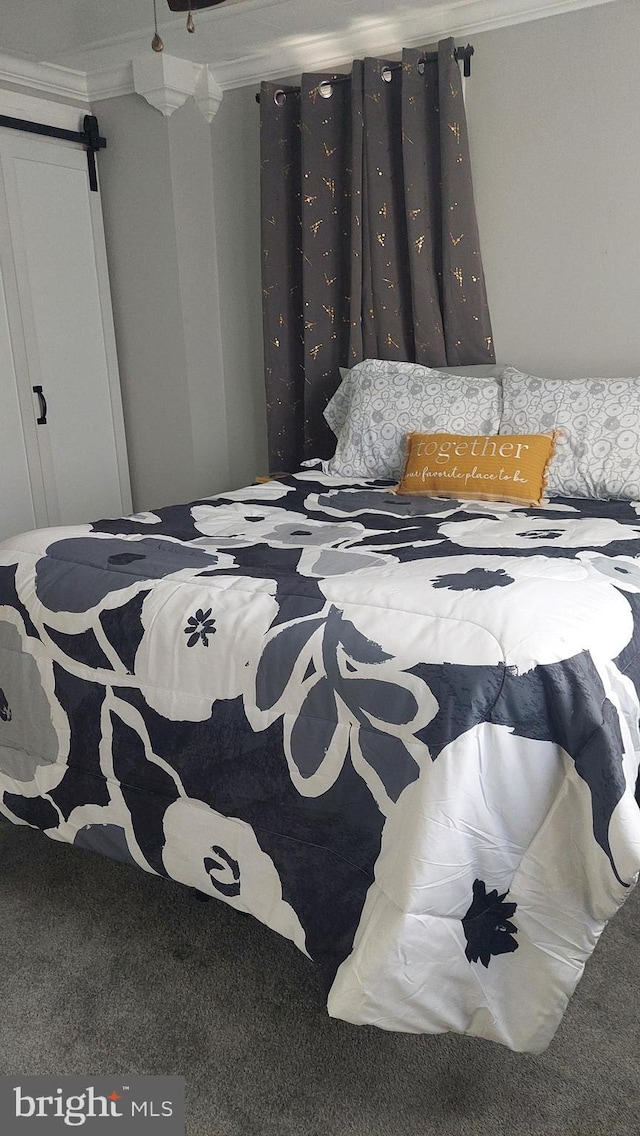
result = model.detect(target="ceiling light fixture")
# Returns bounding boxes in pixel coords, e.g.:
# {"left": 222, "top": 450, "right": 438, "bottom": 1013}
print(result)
{"left": 151, "top": 0, "right": 164, "bottom": 51}
{"left": 152, "top": 0, "right": 228, "bottom": 51}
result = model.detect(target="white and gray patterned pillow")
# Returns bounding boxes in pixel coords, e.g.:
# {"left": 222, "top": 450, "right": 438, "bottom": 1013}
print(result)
{"left": 499, "top": 366, "right": 640, "bottom": 499}
{"left": 324, "top": 360, "right": 505, "bottom": 441}
{"left": 323, "top": 358, "right": 503, "bottom": 478}
{"left": 324, "top": 367, "right": 353, "bottom": 439}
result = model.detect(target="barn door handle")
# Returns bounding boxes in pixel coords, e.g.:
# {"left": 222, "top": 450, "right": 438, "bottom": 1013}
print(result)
{"left": 33, "top": 385, "right": 47, "bottom": 425}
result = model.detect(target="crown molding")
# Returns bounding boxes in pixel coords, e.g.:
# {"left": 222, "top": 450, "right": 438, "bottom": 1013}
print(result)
{"left": 132, "top": 54, "right": 200, "bottom": 117}
{"left": 87, "top": 62, "right": 134, "bottom": 104}
{"left": 0, "top": 0, "right": 619, "bottom": 101}
{"left": 0, "top": 50, "right": 88, "bottom": 101}
{"left": 194, "top": 67, "right": 224, "bottom": 123}
{"left": 209, "top": 0, "right": 619, "bottom": 90}
{"left": 132, "top": 55, "right": 222, "bottom": 120}
{"left": 0, "top": 51, "right": 223, "bottom": 123}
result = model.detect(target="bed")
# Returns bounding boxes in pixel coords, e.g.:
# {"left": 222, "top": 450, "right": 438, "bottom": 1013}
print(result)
{"left": 2, "top": 360, "right": 640, "bottom": 1054}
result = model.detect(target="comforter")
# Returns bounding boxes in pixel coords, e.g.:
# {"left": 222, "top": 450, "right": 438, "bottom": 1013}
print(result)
{"left": 1, "top": 467, "right": 640, "bottom": 1053}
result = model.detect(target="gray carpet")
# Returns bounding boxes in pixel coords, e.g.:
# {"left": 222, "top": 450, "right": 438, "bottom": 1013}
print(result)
{"left": 1, "top": 823, "right": 639, "bottom": 1136}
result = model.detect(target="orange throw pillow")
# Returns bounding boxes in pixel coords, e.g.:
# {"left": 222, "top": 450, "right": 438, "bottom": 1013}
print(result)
{"left": 394, "top": 432, "right": 557, "bottom": 505}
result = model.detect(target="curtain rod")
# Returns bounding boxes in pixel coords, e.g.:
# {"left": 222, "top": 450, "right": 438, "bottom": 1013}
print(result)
{"left": 255, "top": 44, "right": 474, "bottom": 104}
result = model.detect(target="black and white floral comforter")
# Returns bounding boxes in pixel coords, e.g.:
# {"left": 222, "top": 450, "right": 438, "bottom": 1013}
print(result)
{"left": 2, "top": 467, "right": 640, "bottom": 1053}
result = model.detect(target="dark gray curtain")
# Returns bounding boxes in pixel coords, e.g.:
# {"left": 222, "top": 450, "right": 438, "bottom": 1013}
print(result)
{"left": 260, "top": 39, "right": 495, "bottom": 473}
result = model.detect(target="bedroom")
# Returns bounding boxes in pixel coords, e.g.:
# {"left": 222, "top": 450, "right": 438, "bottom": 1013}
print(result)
{"left": 0, "top": 0, "right": 639, "bottom": 1133}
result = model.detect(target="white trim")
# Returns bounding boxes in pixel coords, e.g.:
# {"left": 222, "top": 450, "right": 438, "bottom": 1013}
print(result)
{"left": 130, "top": 55, "right": 223, "bottom": 120}
{"left": 213, "top": 0, "right": 620, "bottom": 90}
{"left": 0, "top": 0, "right": 620, "bottom": 99}
{"left": 0, "top": 88, "right": 85, "bottom": 131}
{"left": 37, "top": 0, "right": 617, "bottom": 69}
{"left": 86, "top": 166, "right": 133, "bottom": 515}
{"left": 0, "top": 50, "right": 88, "bottom": 100}
{"left": 132, "top": 54, "right": 199, "bottom": 117}
{"left": 87, "top": 63, "right": 135, "bottom": 105}
{"left": 194, "top": 68, "right": 224, "bottom": 124}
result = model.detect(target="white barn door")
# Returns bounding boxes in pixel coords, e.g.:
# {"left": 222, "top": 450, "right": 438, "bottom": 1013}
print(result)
{"left": 0, "top": 129, "right": 130, "bottom": 538}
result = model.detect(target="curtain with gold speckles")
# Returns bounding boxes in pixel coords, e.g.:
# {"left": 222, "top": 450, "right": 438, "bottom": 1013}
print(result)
{"left": 260, "top": 38, "right": 494, "bottom": 473}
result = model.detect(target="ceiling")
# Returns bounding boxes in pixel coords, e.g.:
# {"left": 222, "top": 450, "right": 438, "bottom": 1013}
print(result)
{"left": 0, "top": 0, "right": 620, "bottom": 89}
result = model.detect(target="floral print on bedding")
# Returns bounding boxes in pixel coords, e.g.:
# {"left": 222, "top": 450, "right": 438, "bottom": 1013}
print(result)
{"left": 1, "top": 467, "right": 640, "bottom": 1053}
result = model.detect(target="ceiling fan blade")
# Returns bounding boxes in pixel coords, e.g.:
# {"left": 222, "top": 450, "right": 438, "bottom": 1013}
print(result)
{"left": 166, "top": 1, "right": 228, "bottom": 10}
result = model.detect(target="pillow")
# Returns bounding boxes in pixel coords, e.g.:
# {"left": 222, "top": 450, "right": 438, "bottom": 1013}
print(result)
{"left": 394, "top": 431, "right": 556, "bottom": 505}
{"left": 324, "top": 360, "right": 506, "bottom": 440}
{"left": 436, "top": 364, "right": 508, "bottom": 379}
{"left": 499, "top": 367, "right": 640, "bottom": 499}
{"left": 323, "top": 358, "right": 503, "bottom": 478}
{"left": 323, "top": 367, "right": 353, "bottom": 439}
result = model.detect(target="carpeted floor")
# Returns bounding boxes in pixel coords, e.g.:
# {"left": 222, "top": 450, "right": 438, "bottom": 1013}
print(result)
{"left": 0, "top": 823, "right": 639, "bottom": 1136}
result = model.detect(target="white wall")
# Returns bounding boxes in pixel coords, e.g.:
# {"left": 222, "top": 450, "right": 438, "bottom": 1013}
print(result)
{"left": 93, "top": 93, "right": 199, "bottom": 511}
{"left": 167, "top": 99, "right": 231, "bottom": 499}
{"left": 466, "top": 0, "right": 640, "bottom": 378}
{"left": 94, "top": 84, "right": 266, "bottom": 510}
{"left": 93, "top": 92, "right": 231, "bottom": 513}
{"left": 209, "top": 84, "right": 268, "bottom": 487}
